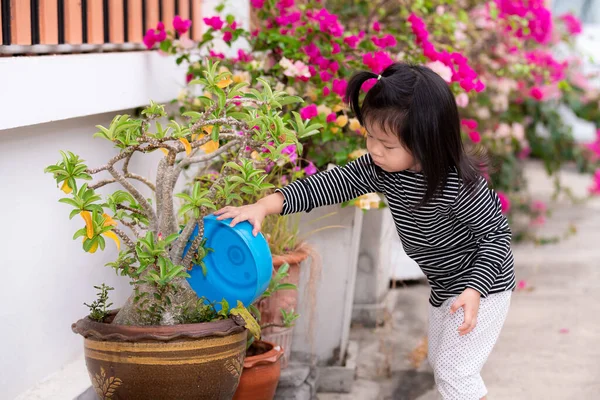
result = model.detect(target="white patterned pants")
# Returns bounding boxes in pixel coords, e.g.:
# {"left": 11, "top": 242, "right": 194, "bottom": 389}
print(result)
{"left": 428, "top": 290, "right": 512, "bottom": 400}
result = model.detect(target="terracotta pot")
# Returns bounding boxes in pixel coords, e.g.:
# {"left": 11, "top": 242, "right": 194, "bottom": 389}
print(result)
{"left": 261, "top": 326, "right": 294, "bottom": 369}
{"left": 233, "top": 341, "right": 284, "bottom": 400}
{"left": 259, "top": 249, "right": 308, "bottom": 327}
{"left": 72, "top": 311, "right": 247, "bottom": 400}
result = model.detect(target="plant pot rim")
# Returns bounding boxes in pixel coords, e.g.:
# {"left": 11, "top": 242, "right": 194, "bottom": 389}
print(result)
{"left": 244, "top": 340, "right": 284, "bottom": 368}
{"left": 272, "top": 247, "right": 309, "bottom": 267}
{"left": 72, "top": 310, "right": 245, "bottom": 342}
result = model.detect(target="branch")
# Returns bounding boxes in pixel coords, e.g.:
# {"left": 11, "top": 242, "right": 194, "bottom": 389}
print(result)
{"left": 116, "top": 204, "right": 149, "bottom": 217}
{"left": 119, "top": 220, "right": 142, "bottom": 238}
{"left": 107, "top": 166, "right": 158, "bottom": 231}
{"left": 113, "top": 227, "right": 136, "bottom": 250}
{"left": 181, "top": 218, "right": 205, "bottom": 268}
{"left": 87, "top": 149, "right": 134, "bottom": 174}
{"left": 90, "top": 174, "right": 156, "bottom": 191}
{"left": 180, "top": 140, "right": 241, "bottom": 168}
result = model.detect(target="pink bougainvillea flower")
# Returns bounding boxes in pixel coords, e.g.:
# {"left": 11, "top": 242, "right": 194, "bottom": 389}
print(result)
{"left": 173, "top": 15, "right": 192, "bottom": 35}
{"left": 250, "top": 0, "right": 265, "bottom": 8}
{"left": 282, "top": 144, "right": 298, "bottom": 163}
{"left": 300, "top": 104, "right": 318, "bottom": 120}
{"left": 186, "top": 73, "right": 194, "bottom": 83}
{"left": 461, "top": 119, "right": 478, "bottom": 130}
{"left": 310, "top": 8, "right": 344, "bottom": 37}
{"left": 559, "top": 328, "right": 570, "bottom": 334}
{"left": 362, "top": 78, "right": 377, "bottom": 93}
{"left": 518, "top": 147, "right": 531, "bottom": 160}
{"left": 455, "top": 93, "right": 469, "bottom": 108}
{"left": 323, "top": 86, "right": 331, "bottom": 96}
{"left": 468, "top": 131, "right": 481, "bottom": 143}
{"left": 223, "top": 31, "right": 233, "bottom": 42}
{"left": 332, "top": 78, "right": 348, "bottom": 98}
{"left": 332, "top": 42, "right": 341, "bottom": 54}
{"left": 344, "top": 35, "right": 360, "bottom": 49}
{"left": 560, "top": 13, "right": 582, "bottom": 35}
{"left": 426, "top": 61, "right": 452, "bottom": 83}
{"left": 203, "top": 16, "right": 224, "bottom": 30}
{"left": 497, "top": 191, "right": 510, "bottom": 214}
{"left": 209, "top": 50, "right": 225, "bottom": 59}
{"left": 329, "top": 60, "right": 340, "bottom": 74}
{"left": 277, "top": 0, "right": 295, "bottom": 9}
{"left": 372, "top": 21, "right": 381, "bottom": 32}
{"left": 589, "top": 169, "right": 600, "bottom": 195}
{"left": 326, "top": 113, "right": 337, "bottom": 123}
{"left": 236, "top": 49, "right": 252, "bottom": 62}
{"left": 304, "top": 43, "right": 321, "bottom": 59}
{"left": 517, "top": 280, "right": 527, "bottom": 290}
{"left": 530, "top": 87, "right": 544, "bottom": 101}
{"left": 320, "top": 70, "right": 333, "bottom": 82}
{"left": 372, "top": 34, "right": 397, "bottom": 49}
{"left": 531, "top": 200, "right": 547, "bottom": 212}
{"left": 363, "top": 51, "right": 393, "bottom": 74}
{"left": 304, "top": 162, "right": 318, "bottom": 176}
{"left": 143, "top": 29, "right": 158, "bottom": 49}
{"left": 530, "top": 215, "right": 546, "bottom": 226}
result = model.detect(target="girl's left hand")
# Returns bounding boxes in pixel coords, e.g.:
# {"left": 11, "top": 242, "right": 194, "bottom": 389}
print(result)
{"left": 450, "top": 288, "right": 481, "bottom": 336}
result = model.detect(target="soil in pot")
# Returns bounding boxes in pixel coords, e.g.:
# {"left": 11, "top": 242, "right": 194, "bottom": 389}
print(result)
{"left": 73, "top": 311, "right": 247, "bottom": 400}
{"left": 233, "top": 340, "right": 284, "bottom": 400}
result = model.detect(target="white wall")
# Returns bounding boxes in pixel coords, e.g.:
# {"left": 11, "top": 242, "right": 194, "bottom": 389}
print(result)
{"left": 0, "top": 112, "right": 163, "bottom": 399}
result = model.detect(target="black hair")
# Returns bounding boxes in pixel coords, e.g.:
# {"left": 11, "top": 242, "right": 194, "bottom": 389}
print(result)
{"left": 346, "top": 62, "right": 480, "bottom": 205}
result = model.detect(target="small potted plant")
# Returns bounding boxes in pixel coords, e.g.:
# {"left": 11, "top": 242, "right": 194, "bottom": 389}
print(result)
{"left": 44, "top": 61, "right": 317, "bottom": 400}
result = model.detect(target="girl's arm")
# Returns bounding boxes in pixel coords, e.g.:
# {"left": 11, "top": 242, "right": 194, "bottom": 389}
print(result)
{"left": 453, "top": 177, "right": 512, "bottom": 297}
{"left": 275, "top": 154, "right": 381, "bottom": 215}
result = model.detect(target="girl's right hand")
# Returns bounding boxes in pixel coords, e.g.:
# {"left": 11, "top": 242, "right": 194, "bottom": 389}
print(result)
{"left": 214, "top": 203, "right": 268, "bottom": 236}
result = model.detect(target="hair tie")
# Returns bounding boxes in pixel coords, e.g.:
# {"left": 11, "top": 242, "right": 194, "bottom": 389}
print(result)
{"left": 377, "top": 74, "right": 382, "bottom": 81}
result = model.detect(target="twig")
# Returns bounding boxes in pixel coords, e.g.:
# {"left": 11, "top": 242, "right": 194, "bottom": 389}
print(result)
{"left": 116, "top": 204, "right": 148, "bottom": 217}
{"left": 90, "top": 174, "right": 156, "bottom": 191}
{"left": 113, "top": 227, "right": 136, "bottom": 250}
{"left": 108, "top": 166, "right": 158, "bottom": 231}
{"left": 120, "top": 220, "right": 142, "bottom": 238}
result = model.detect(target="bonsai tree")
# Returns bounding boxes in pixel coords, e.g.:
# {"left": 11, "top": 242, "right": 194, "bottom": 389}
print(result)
{"left": 45, "top": 61, "right": 320, "bottom": 326}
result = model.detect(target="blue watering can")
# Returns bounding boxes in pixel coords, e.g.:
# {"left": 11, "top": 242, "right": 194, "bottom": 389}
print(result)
{"left": 183, "top": 214, "right": 272, "bottom": 309}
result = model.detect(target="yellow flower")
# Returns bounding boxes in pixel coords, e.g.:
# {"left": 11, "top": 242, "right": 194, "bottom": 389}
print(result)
{"left": 60, "top": 180, "right": 72, "bottom": 194}
{"left": 88, "top": 241, "right": 99, "bottom": 253}
{"left": 193, "top": 128, "right": 220, "bottom": 154}
{"left": 331, "top": 127, "right": 339, "bottom": 134}
{"left": 102, "top": 231, "right": 121, "bottom": 251}
{"left": 348, "top": 149, "right": 368, "bottom": 160}
{"left": 336, "top": 115, "right": 348, "bottom": 128}
{"left": 80, "top": 211, "right": 94, "bottom": 239}
{"left": 306, "top": 87, "right": 317, "bottom": 102}
{"left": 216, "top": 78, "right": 233, "bottom": 89}
{"left": 360, "top": 127, "right": 367, "bottom": 136}
{"left": 193, "top": 98, "right": 202, "bottom": 107}
{"left": 233, "top": 71, "right": 251, "bottom": 84}
{"left": 179, "top": 137, "right": 192, "bottom": 155}
{"left": 332, "top": 103, "right": 346, "bottom": 112}
{"left": 203, "top": 91, "right": 213, "bottom": 99}
{"left": 349, "top": 118, "right": 361, "bottom": 132}
{"left": 102, "top": 214, "right": 117, "bottom": 227}
{"left": 251, "top": 151, "right": 260, "bottom": 160}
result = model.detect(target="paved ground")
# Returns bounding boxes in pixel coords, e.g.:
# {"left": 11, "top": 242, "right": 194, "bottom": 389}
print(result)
{"left": 319, "top": 162, "right": 600, "bottom": 400}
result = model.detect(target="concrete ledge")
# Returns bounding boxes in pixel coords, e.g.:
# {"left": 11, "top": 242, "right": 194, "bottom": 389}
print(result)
{"left": 352, "top": 289, "right": 400, "bottom": 327}
{"left": 317, "top": 341, "right": 358, "bottom": 393}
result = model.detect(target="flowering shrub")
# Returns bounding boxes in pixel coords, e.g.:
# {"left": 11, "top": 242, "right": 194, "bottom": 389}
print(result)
{"left": 144, "top": 0, "right": 600, "bottom": 240}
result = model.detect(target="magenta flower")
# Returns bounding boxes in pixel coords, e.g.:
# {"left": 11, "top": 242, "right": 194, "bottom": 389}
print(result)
{"left": 282, "top": 144, "right": 298, "bottom": 163}
{"left": 304, "top": 162, "right": 318, "bottom": 176}
{"left": 461, "top": 119, "right": 478, "bottom": 130}
{"left": 304, "top": 43, "right": 321, "bottom": 59}
{"left": 497, "top": 191, "right": 510, "bottom": 214}
{"left": 186, "top": 73, "right": 193, "bottom": 83}
{"left": 372, "top": 34, "right": 397, "bottom": 49}
{"left": 300, "top": 104, "right": 318, "bottom": 120}
{"left": 173, "top": 15, "right": 192, "bottom": 35}
{"left": 157, "top": 21, "right": 165, "bottom": 31}
{"left": 362, "top": 78, "right": 377, "bottom": 92}
{"left": 326, "top": 113, "right": 337, "bottom": 123}
{"left": 329, "top": 60, "right": 340, "bottom": 74}
{"left": 468, "top": 131, "right": 481, "bottom": 143}
{"left": 320, "top": 71, "right": 332, "bottom": 82}
{"left": 311, "top": 9, "right": 344, "bottom": 37}
{"left": 251, "top": 0, "right": 265, "bottom": 8}
{"left": 560, "top": 13, "right": 582, "bottom": 35}
{"left": 323, "top": 86, "right": 331, "bottom": 96}
{"left": 209, "top": 50, "right": 225, "bottom": 59}
{"left": 143, "top": 29, "right": 158, "bottom": 49}
{"left": 344, "top": 35, "right": 360, "bottom": 49}
{"left": 223, "top": 31, "right": 233, "bottom": 42}
{"left": 530, "top": 87, "right": 544, "bottom": 101}
{"left": 277, "top": 0, "right": 294, "bottom": 9}
{"left": 332, "top": 42, "right": 341, "bottom": 54}
{"left": 332, "top": 78, "right": 348, "bottom": 98}
{"left": 203, "top": 16, "right": 224, "bottom": 30}
{"left": 362, "top": 51, "right": 393, "bottom": 74}
{"left": 235, "top": 49, "right": 252, "bottom": 62}
{"left": 589, "top": 169, "right": 600, "bottom": 195}
{"left": 372, "top": 21, "right": 381, "bottom": 32}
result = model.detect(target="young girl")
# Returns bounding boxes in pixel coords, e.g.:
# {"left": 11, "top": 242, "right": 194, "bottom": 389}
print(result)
{"left": 215, "top": 63, "right": 515, "bottom": 400}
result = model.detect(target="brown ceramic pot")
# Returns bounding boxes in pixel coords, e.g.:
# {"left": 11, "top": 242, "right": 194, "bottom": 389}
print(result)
{"left": 233, "top": 341, "right": 284, "bottom": 400}
{"left": 72, "top": 311, "right": 247, "bottom": 400}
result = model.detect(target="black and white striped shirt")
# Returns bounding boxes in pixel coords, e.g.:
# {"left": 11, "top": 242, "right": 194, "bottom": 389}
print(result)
{"left": 276, "top": 154, "right": 516, "bottom": 307}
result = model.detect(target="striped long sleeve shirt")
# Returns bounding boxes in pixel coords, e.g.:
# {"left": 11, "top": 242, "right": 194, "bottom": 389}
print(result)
{"left": 276, "top": 154, "right": 516, "bottom": 307}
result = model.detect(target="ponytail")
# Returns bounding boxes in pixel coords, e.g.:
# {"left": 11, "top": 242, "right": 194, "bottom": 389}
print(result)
{"left": 346, "top": 71, "right": 379, "bottom": 124}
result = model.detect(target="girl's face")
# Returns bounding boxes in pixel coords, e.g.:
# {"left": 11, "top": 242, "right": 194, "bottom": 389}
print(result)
{"left": 365, "top": 123, "right": 419, "bottom": 173}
